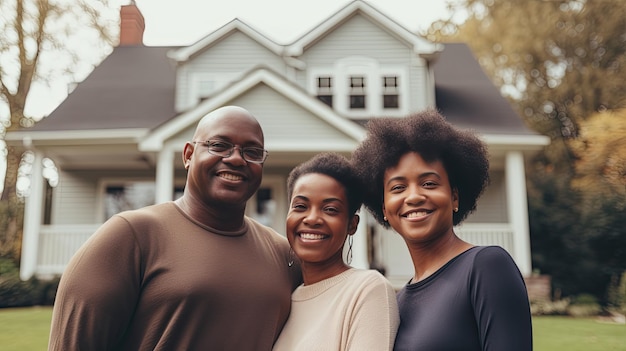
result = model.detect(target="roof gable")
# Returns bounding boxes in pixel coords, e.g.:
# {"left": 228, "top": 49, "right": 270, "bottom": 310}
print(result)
{"left": 139, "top": 67, "right": 365, "bottom": 151}
{"left": 167, "top": 19, "right": 284, "bottom": 62}
{"left": 285, "top": 0, "right": 441, "bottom": 57}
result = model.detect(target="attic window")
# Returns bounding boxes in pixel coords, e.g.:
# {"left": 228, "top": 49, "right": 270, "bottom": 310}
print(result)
{"left": 349, "top": 76, "right": 366, "bottom": 109}
{"left": 317, "top": 76, "right": 333, "bottom": 107}
{"left": 382, "top": 76, "right": 399, "bottom": 109}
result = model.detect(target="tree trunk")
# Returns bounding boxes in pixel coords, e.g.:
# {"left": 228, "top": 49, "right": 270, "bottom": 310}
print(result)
{"left": 0, "top": 146, "right": 24, "bottom": 263}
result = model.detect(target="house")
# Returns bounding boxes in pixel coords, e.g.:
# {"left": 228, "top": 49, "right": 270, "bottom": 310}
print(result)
{"left": 8, "top": 0, "right": 549, "bottom": 287}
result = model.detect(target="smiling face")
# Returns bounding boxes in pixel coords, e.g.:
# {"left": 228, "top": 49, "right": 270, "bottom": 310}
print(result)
{"left": 183, "top": 107, "right": 264, "bottom": 211}
{"left": 382, "top": 152, "right": 459, "bottom": 245}
{"left": 286, "top": 173, "right": 359, "bottom": 269}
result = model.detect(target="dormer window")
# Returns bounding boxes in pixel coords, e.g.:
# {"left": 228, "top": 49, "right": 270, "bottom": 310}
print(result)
{"left": 349, "top": 76, "right": 366, "bottom": 109}
{"left": 317, "top": 76, "right": 333, "bottom": 107}
{"left": 383, "top": 76, "right": 399, "bottom": 109}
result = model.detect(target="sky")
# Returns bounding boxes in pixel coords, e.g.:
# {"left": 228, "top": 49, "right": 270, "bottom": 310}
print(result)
{"left": 136, "top": 0, "right": 456, "bottom": 46}
{"left": 1, "top": 0, "right": 458, "bottom": 192}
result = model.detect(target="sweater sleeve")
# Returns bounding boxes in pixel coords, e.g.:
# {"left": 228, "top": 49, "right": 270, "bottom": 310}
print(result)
{"left": 470, "top": 246, "right": 533, "bottom": 351}
{"left": 346, "top": 272, "right": 400, "bottom": 351}
{"left": 48, "top": 215, "right": 142, "bottom": 351}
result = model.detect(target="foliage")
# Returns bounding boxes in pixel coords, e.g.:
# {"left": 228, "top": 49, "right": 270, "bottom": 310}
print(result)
{"left": 426, "top": 0, "right": 626, "bottom": 303}
{"left": 0, "top": 0, "right": 118, "bottom": 264}
{"left": 0, "top": 258, "right": 59, "bottom": 308}
{"left": 0, "top": 199, "right": 24, "bottom": 261}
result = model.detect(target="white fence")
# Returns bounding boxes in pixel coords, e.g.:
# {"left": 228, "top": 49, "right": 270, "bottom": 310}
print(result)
{"left": 35, "top": 223, "right": 515, "bottom": 279}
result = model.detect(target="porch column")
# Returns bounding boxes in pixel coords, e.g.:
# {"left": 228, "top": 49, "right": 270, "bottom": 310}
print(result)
{"left": 155, "top": 145, "right": 175, "bottom": 204}
{"left": 20, "top": 150, "right": 44, "bottom": 280}
{"left": 505, "top": 151, "right": 532, "bottom": 276}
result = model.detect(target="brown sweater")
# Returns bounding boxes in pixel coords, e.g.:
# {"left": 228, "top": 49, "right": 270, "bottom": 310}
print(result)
{"left": 48, "top": 202, "right": 301, "bottom": 351}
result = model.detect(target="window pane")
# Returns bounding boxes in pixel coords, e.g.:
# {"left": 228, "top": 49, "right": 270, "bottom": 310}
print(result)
{"left": 383, "top": 94, "right": 399, "bottom": 108}
{"left": 317, "top": 95, "right": 333, "bottom": 107}
{"left": 350, "top": 77, "right": 365, "bottom": 88}
{"left": 383, "top": 76, "right": 397, "bottom": 88}
{"left": 318, "top": 77, "right": 332, "bottom": 88}
{"left": 350, "top": 95, "right": 366, "bottom": 109}
{"left": 105, "top": 182, "right": 155, "bottom": 219}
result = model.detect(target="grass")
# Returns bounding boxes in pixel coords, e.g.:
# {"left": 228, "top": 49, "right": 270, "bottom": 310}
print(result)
{"left": 533, "top": 315, "right": 626, "bottom": 351}
{"left": 0, "top": 307, "right": 625, "bottom": 350}
{"left": 0, "top": 306, "right": 52, "bottom": 351}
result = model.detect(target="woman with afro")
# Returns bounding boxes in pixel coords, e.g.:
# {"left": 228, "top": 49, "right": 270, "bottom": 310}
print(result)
{"left": 351, "top": 109, "right": 532, "bottom": 350}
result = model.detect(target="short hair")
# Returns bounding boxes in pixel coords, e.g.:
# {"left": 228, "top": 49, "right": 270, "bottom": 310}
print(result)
{"left": 287, "top": 152, "right": 363, "bottom": 216}
{"left": 351, "top": 109, "right": 490, "bottom": 227}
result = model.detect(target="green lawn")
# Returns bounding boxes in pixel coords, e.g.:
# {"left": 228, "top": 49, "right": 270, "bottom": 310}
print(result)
{"left": 0, "top": 307, "right": 625, "bottom": 350}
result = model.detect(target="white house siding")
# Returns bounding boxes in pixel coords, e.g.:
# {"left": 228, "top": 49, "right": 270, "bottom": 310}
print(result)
{"left": 228, "top": 83, "right": 360, "bottom": 146}
{"left": 296, "top": 15, "right": 427, "bottom": 117}
{"left": 51, "top": 169, "right": 158, "bottom": 225}
{"left": 175, "top": 31, "right": 288, "bottom": 112}
{"left": 465, "top": 170, "right": 508, "bottom": 223}
{"left": 52, "top": 170, "right": 100, "bottom": 225}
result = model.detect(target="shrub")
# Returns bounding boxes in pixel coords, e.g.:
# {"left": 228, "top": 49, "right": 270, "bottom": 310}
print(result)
{"left": 568, "top": 293, "right": 602, "bottom": 317}
{"left": 0, "top": 258, "right": 60, "bottom": 308}
{"left": 530, "top": 298, "right": 570, "bottom": 316}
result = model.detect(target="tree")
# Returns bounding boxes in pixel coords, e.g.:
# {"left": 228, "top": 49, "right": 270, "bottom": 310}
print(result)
{"left": 425, "top": 0, "right": 626, "bottom": 301}
{"left": 0, "top": 0, "right": 118, "bottom": 262}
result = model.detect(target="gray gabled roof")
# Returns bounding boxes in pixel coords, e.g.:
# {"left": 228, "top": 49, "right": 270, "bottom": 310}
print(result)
{"left": 27, "top": 46, "right": 178, "bottom": 132}
{"left": 19, "top": 43, "right": 540, "bottom": 140}
{"left": 434, "top": 43, "right": 536, "bottom": 135}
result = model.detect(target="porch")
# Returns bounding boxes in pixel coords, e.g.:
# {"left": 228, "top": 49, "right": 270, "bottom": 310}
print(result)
{"left": 33, "top": 223, "right": 517, "bottom": 282}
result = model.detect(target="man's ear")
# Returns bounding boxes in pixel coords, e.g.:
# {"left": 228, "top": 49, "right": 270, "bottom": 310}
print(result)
{"left": 348, "top": 214, "right": 360, "bottom": 235}
{"left": 182, "top": 142, "right": 194, "bottom": 170}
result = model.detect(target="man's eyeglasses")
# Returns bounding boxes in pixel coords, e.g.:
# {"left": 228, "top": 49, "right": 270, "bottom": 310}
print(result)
{"left": 192, "top": 140, "right": 268, "bottom": 164}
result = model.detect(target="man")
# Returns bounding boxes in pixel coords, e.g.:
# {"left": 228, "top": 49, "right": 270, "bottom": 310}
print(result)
{"left": 48, "top": 106, "right": 301, "bottom": 350}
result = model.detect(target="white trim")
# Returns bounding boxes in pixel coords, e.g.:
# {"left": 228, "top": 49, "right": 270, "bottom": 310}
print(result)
{"left": 140, "top": 68, "right": 366, "bottom": 151}
{"left": 5, "top": 129, "right": 149, "bottom": 144}
{"left": 285, "top": 0, "right": 441, "bottom": 57}
{"left": 167, "top": 19, "right": 284, "bottom": 62}
{"left": 20, "top": 151, "right": 44, "bottom": 280}
{"left": 506, "top": 151, "right": 532, "bottom": 275}
{"left": 482, "top": 134, "right": 550, "bottom": 148}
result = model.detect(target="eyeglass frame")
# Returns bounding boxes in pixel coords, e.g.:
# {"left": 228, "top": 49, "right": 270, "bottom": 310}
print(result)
{"left": 191, "top": 140, "right": 269, "bottom": 164}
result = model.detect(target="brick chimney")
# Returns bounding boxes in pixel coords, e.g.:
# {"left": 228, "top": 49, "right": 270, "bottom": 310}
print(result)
{"left": 119, "top": 1, "right": 145, "bottom": 46}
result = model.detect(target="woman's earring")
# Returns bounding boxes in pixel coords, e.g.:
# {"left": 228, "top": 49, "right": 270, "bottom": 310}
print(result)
{"left": 454, "top": 207, "right": 459, "bottom": 213}
{"left": 288, "top": 247, "right": 295, "bottom": 267}
{"left": 346, "top": 235, "right": 354, "bottom": 265}
{"left": 383, "top": 216, "right": 387, "bottom": 221}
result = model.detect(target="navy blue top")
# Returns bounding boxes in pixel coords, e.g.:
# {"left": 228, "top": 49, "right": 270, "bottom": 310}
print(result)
{"left": 394, "top": 246, "right": 533, "bottom": 351}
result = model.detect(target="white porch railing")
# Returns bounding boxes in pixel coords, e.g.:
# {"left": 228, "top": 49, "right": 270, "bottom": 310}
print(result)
{"left": 35, "top": 223, "right": 515, "bottom": 279}
{"left": 383, "top": 223, "right": 515, "bottom": 288}
{"left": 456, "top": 223, "right": 514, "bottom": 254}
{"left": 36, "top": 224, "right": 100, "bottom": 278}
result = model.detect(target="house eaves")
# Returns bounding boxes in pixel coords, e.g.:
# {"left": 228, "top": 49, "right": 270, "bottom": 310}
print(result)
{"left": 167, "top": 19, "right": 285, "bottom": 62}
{"left": 140, "top": 67, "right": 366, "bottom": 151}
{"left": 4, "top": 129, "right": 149, "bottom": 147}
{"left": 482, "top": 134, "right": 550, "bottom": 151}
{"left": 284, "top": 0, "right": 442, "bottom": 57}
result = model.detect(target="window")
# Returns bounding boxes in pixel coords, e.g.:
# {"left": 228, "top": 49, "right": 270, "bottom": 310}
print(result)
{"left": 382, "top": 76, "right": 399, "bottom": 109}
{"left": 104, "top": 182, "right": 184, "bottom": 219}
{"left": 349, "top": 76, "right": 366, "bottom": 109}
{"left": 316, "top": 76, "right": 333, "bottom": 107}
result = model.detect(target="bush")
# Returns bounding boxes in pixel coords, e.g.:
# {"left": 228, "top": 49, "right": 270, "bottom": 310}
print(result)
{"left": 568, "top": 293, "right": 602, "bottom": 317}
{"left": 0, "top": 258, "right": 60, "bottom": 308}
{"left": 530, "top": 298, "right": 570, "bottom": 316}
